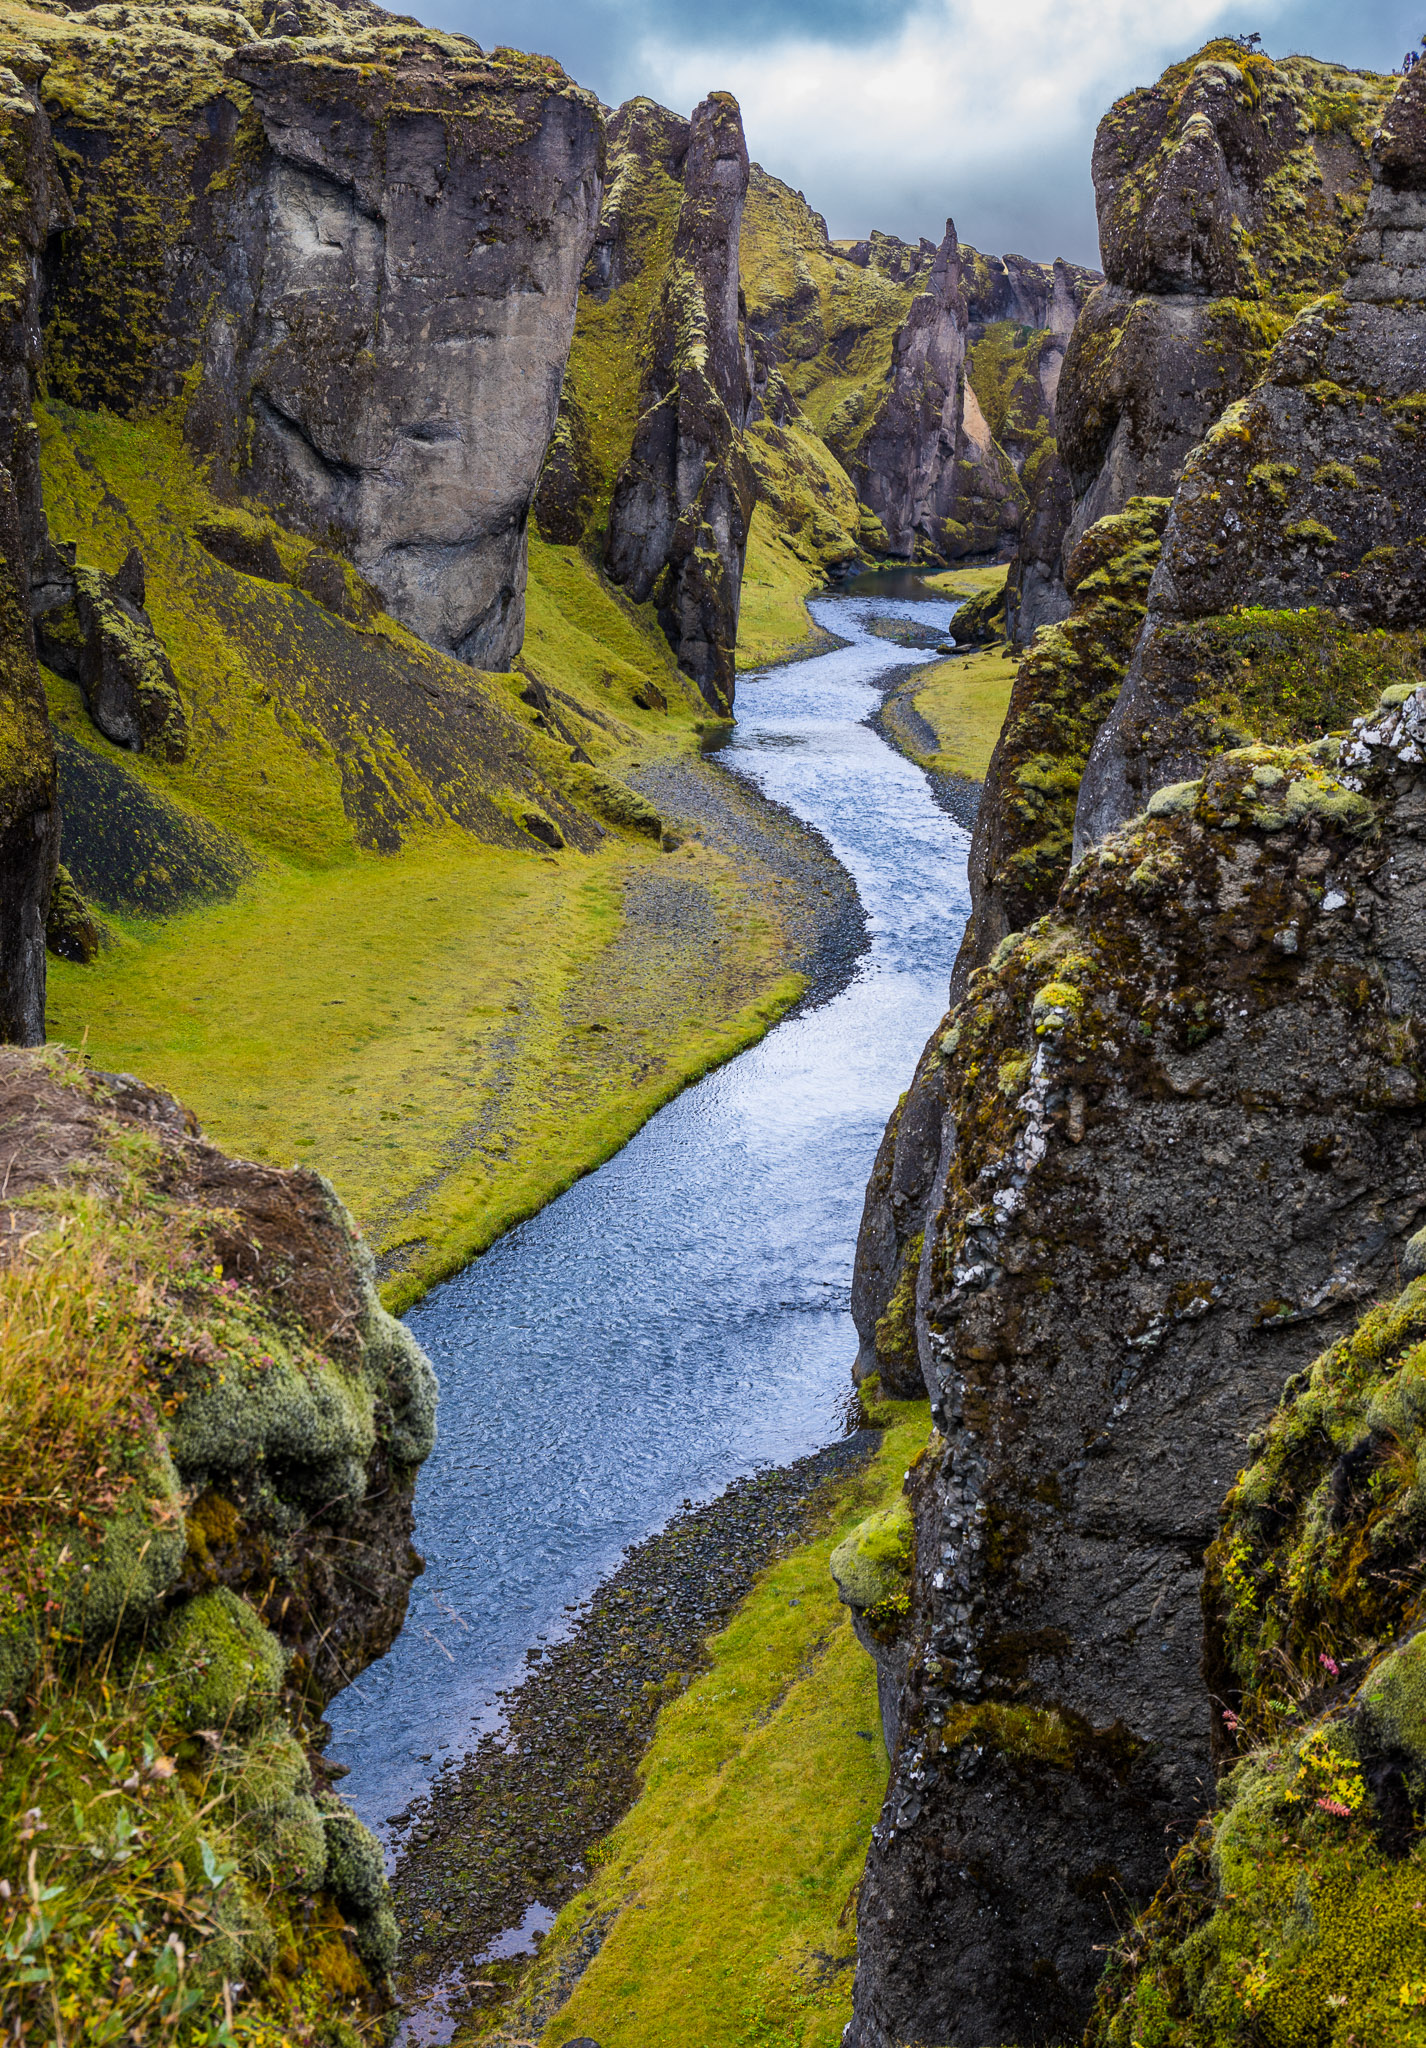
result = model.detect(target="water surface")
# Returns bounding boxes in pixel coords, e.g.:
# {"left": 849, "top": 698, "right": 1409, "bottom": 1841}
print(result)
{"left": 330, "top": 590, "right": 971, "bottom": 1830}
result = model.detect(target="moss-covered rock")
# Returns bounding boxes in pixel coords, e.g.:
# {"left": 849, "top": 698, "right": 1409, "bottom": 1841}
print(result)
{"left": 1090, "top": 1273, "right": 1426, "bottom": 2048}
{"left": 0, "top": 1043, "right": 438, "bottom": 2038}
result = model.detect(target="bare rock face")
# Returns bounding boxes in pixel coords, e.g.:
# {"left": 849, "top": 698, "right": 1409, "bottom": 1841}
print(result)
{"left": 846, "top": 222, "right": 1012, "bottom": 562}
{"left": 604, "top": 92, "right": 753, "bottom": 714}
{"left": 29, "top": 7, "right": 603, "bottom": 672}
{"left": 221, "top": 31, "right": 603, "bottom": 668}
{"left": 1018, "top": 46, "right": 1392, "bottom": 644}
{"left": 0, "top": 58, "right": 61, "bottom": 1046}
{"left": 1077, "top": 64, "right": 1426, "bottom": 850}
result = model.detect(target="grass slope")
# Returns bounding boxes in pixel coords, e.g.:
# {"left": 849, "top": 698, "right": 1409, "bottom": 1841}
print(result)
{"left": 908, "top": 647, "right": 1018, "bottom": 781}
{"left": 505, "top": 1402, "right": 931, "bottom": 2048}
{"left": 39, "top": 405, "right": 813, "bottom": 1310}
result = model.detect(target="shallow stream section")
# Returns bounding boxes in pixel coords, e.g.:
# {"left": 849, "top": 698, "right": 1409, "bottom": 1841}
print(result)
{"left": 329, "top": 587, "right": 972, "bottom": 1835}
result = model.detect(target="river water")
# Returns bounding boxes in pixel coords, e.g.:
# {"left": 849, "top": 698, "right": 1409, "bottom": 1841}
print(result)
{"left": 329, "top": 587, "right": 972, "bottom": 1834}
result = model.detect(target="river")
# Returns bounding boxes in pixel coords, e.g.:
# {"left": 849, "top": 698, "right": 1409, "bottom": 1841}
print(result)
{"left": 329, "top": 584, "right": 973, "bottom": 1835}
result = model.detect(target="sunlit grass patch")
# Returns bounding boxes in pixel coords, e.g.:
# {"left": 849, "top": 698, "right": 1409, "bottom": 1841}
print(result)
{"left": 507, "top": 1404, "right": 930, "bottom": 2048}
{"left": 908, "top": 647, "right": 1016, "bottom": 781}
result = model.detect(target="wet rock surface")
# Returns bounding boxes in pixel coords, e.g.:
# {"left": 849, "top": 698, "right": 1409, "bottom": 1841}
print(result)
{"left": 387, "top": 1433, "right": 877, "bottom": 2037}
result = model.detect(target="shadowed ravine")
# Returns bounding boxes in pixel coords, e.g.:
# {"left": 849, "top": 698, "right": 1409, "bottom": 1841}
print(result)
{"left": 329, "top": 589, "right": 971, "bottom": 1843}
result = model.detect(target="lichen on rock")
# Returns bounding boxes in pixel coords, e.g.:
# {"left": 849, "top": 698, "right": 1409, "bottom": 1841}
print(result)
{"left": 0, "top": 1044, "right": 436, "bottom": 2035}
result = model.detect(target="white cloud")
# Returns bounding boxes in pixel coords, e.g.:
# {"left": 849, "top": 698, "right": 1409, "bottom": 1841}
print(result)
{"left": 619, "top": 0, "right": 1393, "bottom": 262}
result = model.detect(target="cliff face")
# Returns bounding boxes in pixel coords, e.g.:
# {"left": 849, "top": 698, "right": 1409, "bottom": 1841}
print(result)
{"left": 0, "top": 60, "right": 59, "bottom": 1046}
{"left": 847, "top": 61, "right": 1426, "bottom": 2048}
{"left": 29, "top": 3, "right": 603, "bottom": 671}
{"left": 1012, "top": 46, "right": 1392, "bottom": 647}
{"left": 604, "top": 93, "right": 753, "bottom": 713}
{"left": 736, "top": 176, "right": 1098, "bottom": 584}
{"left": 1077, "top": 60, "right": 1426, "bottom": 846}
{"left": 0, "top": 1045, "right": 437, "bottom": 2035}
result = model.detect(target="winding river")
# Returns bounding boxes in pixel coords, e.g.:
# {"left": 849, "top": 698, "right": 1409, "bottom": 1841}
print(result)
{"left": 329, "top": 584, "right": 973, "bottom": 1835}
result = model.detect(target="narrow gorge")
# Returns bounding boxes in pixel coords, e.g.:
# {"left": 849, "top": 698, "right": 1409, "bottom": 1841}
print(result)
{"left": 0, "top": 8, "right": 1421, "bottom": 2048}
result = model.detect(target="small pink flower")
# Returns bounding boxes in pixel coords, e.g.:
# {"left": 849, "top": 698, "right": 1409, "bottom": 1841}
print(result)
{"left": 1222, "top": 1709, "right": 1241, "bottom": 1732}
{"left": 1319, "top": 1653, "right": 1340, "bottom": 1678}
{"left": 1317, "top": 1796, "right": 1351, "bottom": 1818}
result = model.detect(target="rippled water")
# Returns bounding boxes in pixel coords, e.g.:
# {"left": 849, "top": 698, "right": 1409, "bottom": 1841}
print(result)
{"left": 330, "top": 589, "right": 973, "bottom": 1832}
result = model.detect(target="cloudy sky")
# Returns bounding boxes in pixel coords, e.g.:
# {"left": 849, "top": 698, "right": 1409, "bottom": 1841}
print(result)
{"left": 416, "top": 0, "right": 1412, "bottom": 268}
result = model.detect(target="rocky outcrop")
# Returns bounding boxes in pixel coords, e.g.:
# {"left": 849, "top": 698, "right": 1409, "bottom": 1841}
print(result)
{"left": 604, "top": 93, "right": 753, "bottom": 713}
{"left": 0, "top": 59, "right": 61, "bottom": 1046}
{"left": 844, "top": 222, "right": 1013, "bottom": 562}
{"left": 0, "top": 1044, "right": 437, "bottom": 2032}
{"left": 36, "top": 546, "right": 187, "bottom": 760}
{"left": 28, "top": 4, "right": 603, "bottom": 672}
{"left": 1077, "top": 62, "right": 1426, "bottom": 848}
{"left": 848, "top": 63, "right": 1426, "bottom": 2048}
{"left": 849, "top": 724, "right": 1426, "bottom": 2048}
{"left": 1014, "top": 45, "right": 1393, "bottom": 645}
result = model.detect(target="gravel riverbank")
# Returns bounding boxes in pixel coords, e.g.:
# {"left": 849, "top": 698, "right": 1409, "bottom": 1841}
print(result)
{"left": 386, "top": 1429, "right": 878, "bottom": 2039}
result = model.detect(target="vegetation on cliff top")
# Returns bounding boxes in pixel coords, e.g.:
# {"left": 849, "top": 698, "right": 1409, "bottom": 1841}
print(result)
{"left": 0, "top": 1046, "right": 431, "bottom": 2042}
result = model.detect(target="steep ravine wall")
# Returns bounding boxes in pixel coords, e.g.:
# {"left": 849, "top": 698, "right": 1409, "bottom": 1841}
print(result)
{"left": 29, "top": 0, "right": 604, "bottom": 671}
{"left": 1011, "top": 44, "right": 1393, "bottom": 648}
{"left": 844, "top": 54, "right": 1426, "bottom": 2048}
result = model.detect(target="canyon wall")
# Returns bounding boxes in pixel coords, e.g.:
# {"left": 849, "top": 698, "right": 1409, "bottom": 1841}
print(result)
{"left": 1010, "top": 48, "right": 1392, "bottom": 647}
{"left": 32, "top": 1, "right": 603, "bottom": 670}
{"left": 0, "top": 60, "right": 59, "bottom": 1045}
{"left": 847, "top": 49, "right": 1426, "bottom": 2048}
{"left": 604, "top": 93, "right": 753, "bottom": 713}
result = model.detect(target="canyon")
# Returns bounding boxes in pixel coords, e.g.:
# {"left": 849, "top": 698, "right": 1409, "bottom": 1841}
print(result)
{"left": 0, "top": 7, "right": 1422, "bottom": 2048}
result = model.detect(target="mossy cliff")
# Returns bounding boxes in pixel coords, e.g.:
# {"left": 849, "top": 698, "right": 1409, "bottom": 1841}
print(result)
{"left": 0, "top": 1043, "right": 436, "bottom": 2038}
{"left": 1015, "top": 42, "right": 1393, "bottom": 647}
{"left": 842, "top": 60, "right": 1426, "bottom": 2048}
{"left": 1091, "top": 1272, "right": 1426, "bottom": 2047}
{"left": 848, "top": 709, "right": 1426, "bottom": 2047}
{"left": 16, "top": 0, "right": 604, "bottom": 669}
{"left": 0, "top": 59, "right": 59, "bottom": 1045}
{"left": 1078, "top": 59, "right": 1426, "bottom": 845}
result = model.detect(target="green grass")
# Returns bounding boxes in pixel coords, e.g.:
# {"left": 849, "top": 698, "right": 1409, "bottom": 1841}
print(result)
{"left": 38, "top": 403, "right": 810, "bottom": 1310}
{"left": 908, "top": 646, "right": 1016, "bottom": 780}
{"left": 921, "top": 562, "right": 1009, "bottom": 599}
{"left": 512, "top": 1403, "right": 931, "bottom": 2048}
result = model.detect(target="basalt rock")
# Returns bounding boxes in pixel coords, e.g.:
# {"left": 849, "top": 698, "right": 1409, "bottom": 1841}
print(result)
{"left": 848, "top": 728, "right": 1426, "bottom": 2048}
{"left": 604, "top": 92, "right": 753, "bottom": 714}
{"left": 37, "top": 550, "right": 188, "bottom": 761}
{"left": 25, "top": 4, "right": 603, "bottom": 672}
{"left": 0, "top": 58, "right": 61, "bottom": 1046}
{"left": 1020, "top": 45, "right": 1392, "bottom": 644}
{"left": 1077, "top": 63, "right": 1426, "bottom": 850}
{"left": 845, "top": 221, "right": 1019, "bottom": 564}
{"left": 849, "top": 497, "right": 1169, "bottom": 1401}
